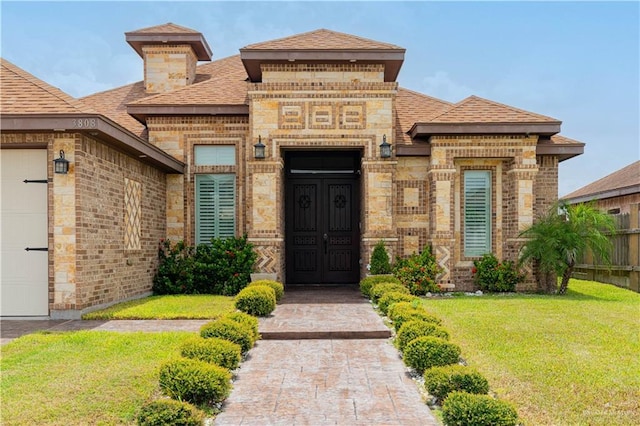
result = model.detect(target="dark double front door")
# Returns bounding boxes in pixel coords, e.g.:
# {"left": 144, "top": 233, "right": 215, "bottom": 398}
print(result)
{"left": 285, "top": 176, "right": 360, "bottom": 284}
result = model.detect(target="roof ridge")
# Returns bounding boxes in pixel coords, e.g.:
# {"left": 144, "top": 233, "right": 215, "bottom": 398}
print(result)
{"left": 465, "top": 95, "right": 560, "bottom": 122}
{"left": 242, "top": 28, "right": 404, "bottom": 50}
{"left": 127, "top": 22, "right": 200, "bottom": 34}
{"left": 1, "top": 58, "right": 94, "bottom": 114}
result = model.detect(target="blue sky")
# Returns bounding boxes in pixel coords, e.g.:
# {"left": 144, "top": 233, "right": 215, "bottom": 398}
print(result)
{"left": 2, "top": 1, "right": 638, "bottom": 197}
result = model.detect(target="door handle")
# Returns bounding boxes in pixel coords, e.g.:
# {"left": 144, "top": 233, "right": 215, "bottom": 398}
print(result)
{"left": 25, "top": 247, "right": 48, "bottom": 251}
{"left": 323, "top": 233, "right": 328, "bottom": 254}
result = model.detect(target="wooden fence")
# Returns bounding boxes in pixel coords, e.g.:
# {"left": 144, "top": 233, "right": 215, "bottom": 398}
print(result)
{"left": 573, "top": 203, "right": 640, "bottom": 292}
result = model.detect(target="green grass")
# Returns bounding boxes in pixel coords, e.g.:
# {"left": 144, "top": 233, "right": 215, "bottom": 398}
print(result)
{"left": 82, "top": 295, "right": 235, "bottom": 320}
{"left": 1, "top": 331, "right": 195, "bottom": 425}
{"left": 421, "top": 279, "right": 640, "bottom": 426}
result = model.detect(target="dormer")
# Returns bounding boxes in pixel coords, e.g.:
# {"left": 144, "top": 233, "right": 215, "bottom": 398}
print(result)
{"left": 125, "top": 23, "right": 212, "bottom": 94}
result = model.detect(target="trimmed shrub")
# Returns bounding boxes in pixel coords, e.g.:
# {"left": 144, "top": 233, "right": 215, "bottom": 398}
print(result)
{"left": 234, "top": 285, "right": 276, "bottom": 317}
{"left": 370, "top": 240, "right": 392, "bottom": 274}
{"left": 442, "top": 391, "right": 519, "bottom": 426}
{"left": 158, "top": 358, "right": 231, "bottom": 405}
{"left": 200, "top": 318, "right": 255, "bottom": 353}
{"left": 180, "top": 337, "right": 242, "bottom": 370}
{"left": 396, "top": 320, "right": 450, "bottom": 351}
{"left": 359, "top": 275, "right": 401, "bottom": 298}
{"left": 403, "top": 336, "right": 461, "bottom": 373}
{"left": 378, "top": 291, "right": 419, "bottom": 316}
{"left": 248, "top": 279, "right": 284, "bottom": 302}
{"left": 387, "top": 302, "right": 442, "bottom": 332}
{"left": 223, "top": 311, "right": 260, "bottom": 341}
{"left": 370, "top": 282, "right": 409, "bottom": 304}
{"left": 137, "top": 399, "right": 204, "bottom": 426}
{"left": 423, "top": 365, "right": 490, "bottom": 401}
{"left": 473, "top": 253, "right": 524, "bottom": 293}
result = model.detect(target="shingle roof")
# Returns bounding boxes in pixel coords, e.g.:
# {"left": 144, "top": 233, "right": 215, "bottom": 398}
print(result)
{"left": 395, "top": 88, "right": 452, "bottom": 144}
{"left": 242, "top": 29, "right": 404, "bottom": 51}
{"left": 0, "top": 58, "right": 93, "bottom": 114}
{"left": 429, "top": 95, "right": 560, "bottom": 124}
{"left": 562, "top": 160, "right": 640, "bottom": 200}
{"left": 127, "top": 22, "right": 200, "bottom": 34}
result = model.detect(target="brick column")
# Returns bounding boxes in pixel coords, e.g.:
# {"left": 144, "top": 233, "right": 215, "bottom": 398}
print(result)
{"left": 428, "top": 167, "right": 456, "bottom": 286}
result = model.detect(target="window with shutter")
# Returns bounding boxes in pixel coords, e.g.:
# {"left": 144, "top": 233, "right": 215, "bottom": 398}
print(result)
{"left": 195, "top": 174, "right": 236, "bottom": 244}
{"left": 464, "top": 171, "right": 491, "bottom": 257}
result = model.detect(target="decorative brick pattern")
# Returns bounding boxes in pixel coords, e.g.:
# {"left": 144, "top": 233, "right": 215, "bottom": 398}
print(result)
{"left": 309, "top": 102, "right": 336, "bottom": 129}
{"left": 279, "top": 102, "right": 306, "bottom": 129}
{"left": 434, "top": 245, "right": 451, "bottom": 284}
{"left": 253, "top": 244, "right": 280, "bottom": 274}
{"left": 397, "top": 181, "right": 426, "bottom": 214}
{"left": 124, "top": 178, "right": 142, "bottom": 250}
{"left": 339, "top": 103, "right": 366, "bottom": 129}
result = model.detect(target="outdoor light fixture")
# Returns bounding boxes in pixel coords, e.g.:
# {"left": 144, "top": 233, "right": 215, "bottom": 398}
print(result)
{"left": 53, "top": 150, "right": 69, "bottom": 174}
{"left": 379, "top": 134, "right": 392, "bottom": 158}
{"left": 254, "top": 135, "right": 266, "bottom": 159}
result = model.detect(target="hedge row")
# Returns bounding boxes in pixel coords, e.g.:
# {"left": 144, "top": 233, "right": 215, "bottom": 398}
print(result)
{"left": 362, "top": 276, "right": 519, "bottom": 426}
{"left": 138, "top": 281, "right": 285, "bottom": 424}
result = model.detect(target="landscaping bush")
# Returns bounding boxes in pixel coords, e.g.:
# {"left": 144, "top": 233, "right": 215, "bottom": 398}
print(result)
{"left": 442, "top": 391, "right": 519, "bottom": 426}
{"left": 403, "top": 336, "right": 461, "bottom": 373}
{"left": 234, "top": 285, "right": 276, "bottom": 316}
{"left": 248, "top": 279, "right": 284, "bottom": 302}
{"left": 158, "top": 358, "right": 231, "bottom": 405}
{"left": 396, "top": 320, "right": 450, "bottom": 351}
{"left": 393, "top": 246, "right": 442, "bottom": 295}
{"left": 180, "top": 337, "right": 242, "bottom": 370}
{"left": 137, "top": 399, "right": 204, "bottom": 426}
{"left": 370, "top": 282, "right": 409, "bottom": 304}
{"left": 387, "top": 302, "right": 442, "bottom": 332}
{"left": 370, "top": 240, "right": 392, "bottom": 274}
{"left": 153, "top": 236, "right": 257, "bottom": 296}
{"left": 473, "top": 253, "right": 524, "bottom": 292}
{"left": 377, "top": 291, "right": 419, "bottom": 316}
{"left": 423, "top": 365, "right": 489, "bottom": 401}
{"left": 359, "top": 275, "right": 401, "bottom": 298}
{"left": 200, "top": 318, "right": 255, "bottom": 353}
{"left": 223, "top": 311, "right": 260, "bottom": 341}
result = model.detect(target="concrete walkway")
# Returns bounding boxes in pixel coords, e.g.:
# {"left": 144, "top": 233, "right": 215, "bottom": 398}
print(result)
{"left": 214, "top": 286, "right": 438, "bottom": 425}
{"left": 1, "top": 286, "right": 438, "bottom": 425}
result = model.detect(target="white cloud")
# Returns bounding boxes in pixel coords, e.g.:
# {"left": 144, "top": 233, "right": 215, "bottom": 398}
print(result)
{"left": 421, "top": 71, "right": 480, "bottom": 103}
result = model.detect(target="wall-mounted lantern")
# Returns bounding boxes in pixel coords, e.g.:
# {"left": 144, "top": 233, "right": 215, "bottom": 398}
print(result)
{"left": 254, "top": 135, "right": 266, "bottom": 159}
{"left": 379, "top": 134, "right": 392, "bottom": 158}
{"left": 53, "top": 150, "right": 69, "bottom": 174}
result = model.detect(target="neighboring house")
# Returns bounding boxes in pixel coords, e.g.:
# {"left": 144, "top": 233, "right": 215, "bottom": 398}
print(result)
{"left": 0, "top": 23, "right": 584, "bottom": 318}
{"left": 561, "top": 160, "right": 640, "bottom": 214}
{"left": 561, "top": 161, "right": 640, "bottom": 292}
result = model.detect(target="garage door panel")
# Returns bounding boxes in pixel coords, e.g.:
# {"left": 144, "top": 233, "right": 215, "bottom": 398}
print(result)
{"left": 1, "top": 149, "right": 49, "bottom": 316}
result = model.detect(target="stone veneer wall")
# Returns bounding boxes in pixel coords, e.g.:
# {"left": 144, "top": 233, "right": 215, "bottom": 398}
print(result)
{"left": 142, "top": 45, "right": 198, "bottom": 93}
{"left": 72, "top": 135, "right": 167, "bottom": 311}
{"left": 146, "top": 116, "right": 250, "bottom": 244}
{"left": 247, "top": 63, "right": 397, "bottom": 282}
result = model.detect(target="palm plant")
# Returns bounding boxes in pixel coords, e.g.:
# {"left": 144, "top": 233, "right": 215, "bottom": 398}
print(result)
{"left": 519, "top": 202, "right": 616, "bottom": 294}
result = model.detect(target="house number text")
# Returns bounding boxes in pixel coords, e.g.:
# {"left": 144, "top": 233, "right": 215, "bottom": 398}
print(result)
{"left": 72, "top": 118, "right": 97, "bottom": 128}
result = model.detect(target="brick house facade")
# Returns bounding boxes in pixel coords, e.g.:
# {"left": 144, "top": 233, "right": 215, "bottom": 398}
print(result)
{"left": 1, "top": 23, "right": 584, "bottom": 317}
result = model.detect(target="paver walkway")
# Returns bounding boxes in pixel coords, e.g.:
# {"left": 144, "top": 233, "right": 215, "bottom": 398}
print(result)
{"left": 214, "top": 286, "right": 438, "bottom": 425}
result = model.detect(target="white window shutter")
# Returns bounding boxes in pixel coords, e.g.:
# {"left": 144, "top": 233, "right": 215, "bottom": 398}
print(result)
{"left": 464, "top": 171, "right": 491, "bottom": 257}
{"left": 196, "top": 174, "right": 236, "bottom": 244}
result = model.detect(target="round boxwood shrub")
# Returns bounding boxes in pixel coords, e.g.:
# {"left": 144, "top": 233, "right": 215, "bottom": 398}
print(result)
{"left": 396, "top": 319, "right": 450, "bottom": 351}
{"left": 403, "top": 336, "right": 461, "bottom": 373}
{"left": 159, "top": 358, "right": 231, "bottom": 405}
{"left": 180, "top": 336, "right": 242, "bottom": 370}
{"left": 137, "top": 399, "right": 204, "bottom": 426}
{"left": 234, "top": 285, "right": 276, "bottom": 316}
{"left": 370, "top": 282, "right": 409, "bottom": 304}
{"left": 248, "top": 279, "right": 284, "bottom": 302}
{"left": 423, "top": 365, "right": 489, "bottom": 401}
{"left": 387, "top": 302, "right": 442, "bottom": 332}
{"left": 442, "top": 391, "right": 519, "bottom": 426}
{"left": 200, "top": 318, "right": 255, "bottom": 353}
{"left": 378, "top": 291, "right": 419, "bottom": 316}
{"left": 223, "top": 311, "right": 260, "bottom": 341}
{"left": 359, "top": 275, "right": 401, "bottom": 298}
{"left": 369, "top": 240, "right": 392, "bottom": 275}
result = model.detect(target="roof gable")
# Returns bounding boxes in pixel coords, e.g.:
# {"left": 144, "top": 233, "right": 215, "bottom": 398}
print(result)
{"left": 125, "top": 22, "right": 212, "bottom": 61}
{"left": 242, "top": 28, "right": 404, "bottom": 51}
{"left": 430, "top": 95, "right": 560, "bottom": 124}
{"left": 0, "top": 58, "right": 92, "bottom": 114}
{"left": 563, "top": 160, "right": 640, "bottom": 201}
{"left": 127, "top": 23, "right": 201, "bottom": 34}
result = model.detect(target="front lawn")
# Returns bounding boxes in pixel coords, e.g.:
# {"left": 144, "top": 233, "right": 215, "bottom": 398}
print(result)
{"left": 82, "top": 294, "right": 235, "bottom": 320}
{"left": 421, "top": 279, "right": 640, "bottom": 425}
{"left": 0, "top": 331, "right": 194, "bottom": 425}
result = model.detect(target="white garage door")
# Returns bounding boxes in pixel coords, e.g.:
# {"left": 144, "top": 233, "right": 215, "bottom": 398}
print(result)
{"left": 1, "top": 149, "right": 49, "bottom": 316}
